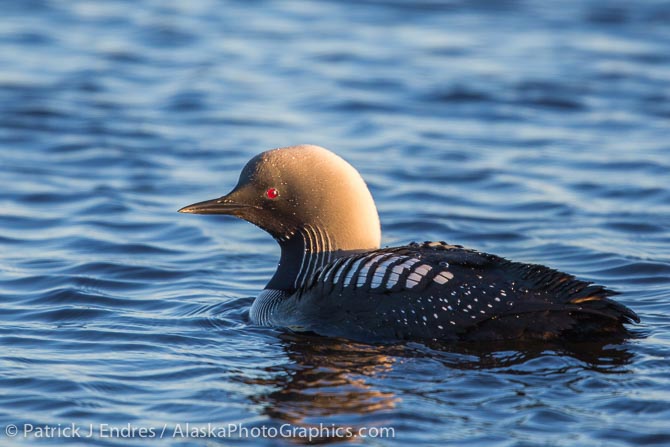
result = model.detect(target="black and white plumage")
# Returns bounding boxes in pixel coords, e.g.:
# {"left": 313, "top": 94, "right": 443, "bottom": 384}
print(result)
{"left": 179, "top": 145, "right": 639, "bottom": 343}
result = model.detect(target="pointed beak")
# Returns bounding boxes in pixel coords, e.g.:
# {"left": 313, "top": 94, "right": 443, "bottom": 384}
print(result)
{"left": 178, "top": 195, "right": 253, "bottom": 215}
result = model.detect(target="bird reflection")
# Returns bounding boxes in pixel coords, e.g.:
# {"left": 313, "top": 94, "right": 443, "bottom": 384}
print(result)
{"left": 250, "top": 333, "right": 400, "bottom": 420}
{"left": 237, "top": 331, "right": 636, "bottom": 444}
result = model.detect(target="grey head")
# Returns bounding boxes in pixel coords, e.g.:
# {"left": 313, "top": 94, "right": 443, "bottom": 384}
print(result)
{"left": 179, "top": 144, "right": 381, "bottom": 291}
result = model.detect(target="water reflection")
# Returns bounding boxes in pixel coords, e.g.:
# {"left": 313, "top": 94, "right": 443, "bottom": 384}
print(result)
{"left": 240, "top": 333, "right": 398, "bottom": 443}
{"left": 424, "top": 338, "right": 637, "bottom": 372}
{"left": 241, "top": 332, "right": 635, "bottom": 443}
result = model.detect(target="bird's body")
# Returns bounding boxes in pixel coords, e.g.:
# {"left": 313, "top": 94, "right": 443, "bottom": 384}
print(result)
{"left": 250, "top": 241, "right": 637, "bottom": 342}
{"left": 180, "top": 145, "right": 639, "bottom": 343}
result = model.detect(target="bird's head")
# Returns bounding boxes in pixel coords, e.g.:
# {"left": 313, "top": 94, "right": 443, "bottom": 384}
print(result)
{"left": 179, "top": 145, "right": 381, "bottom": 252}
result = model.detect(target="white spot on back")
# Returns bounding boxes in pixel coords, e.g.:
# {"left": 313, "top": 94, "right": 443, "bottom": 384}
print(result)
{"left": 414, "top": 264, "right": 432, "bottom": 276}
{"left": 333, "top": 257, "right": 356, "bottom": 284}
{"left": 356, "top": 254, "right": 386, "bottom": 287}
{"left": 433, "top": 270, "right": 454, "bottom": 284}
{"left": 433, "top": 275, "right": 447, "bottom": 285}
{"left": 344, "top": 258, "right": 366, "bottom": 287}
{"left": 320, "top": 259, "right": 341, "bottom": 281}
{"left": 405, "top": 272, "right": 422, "bottom": 288}
{"left": 410, "top": 272, "right": 424, "bottom": 281}
{"left": 387, "top": 272, "right": 400, "bottom": 287}
{"left": 400, "top": 258, "right": 420, "bottom": 270}
{"left": 370, "top": 256, "right": 402, "bottom": 288}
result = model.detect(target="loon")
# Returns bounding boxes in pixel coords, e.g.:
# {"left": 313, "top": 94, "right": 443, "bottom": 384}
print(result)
{"left": 179, "top": 145, "right": 639, "bottom": 343}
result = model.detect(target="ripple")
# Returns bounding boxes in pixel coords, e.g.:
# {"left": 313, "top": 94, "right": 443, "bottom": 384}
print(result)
{"left": 425, "top": 85, "right": 496, "bottom": 104}
{"left": 0, "top": 0, "right": 669, "bottom": 445}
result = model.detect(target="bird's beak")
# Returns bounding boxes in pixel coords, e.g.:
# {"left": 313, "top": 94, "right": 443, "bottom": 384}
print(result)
{"left": 178, "top": 194, "right": 252, "bottom": 215}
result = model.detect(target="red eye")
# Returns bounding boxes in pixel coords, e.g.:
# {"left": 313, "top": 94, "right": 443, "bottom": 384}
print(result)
{"left": 266, "top": 187, "right": 279, "bottom": 199}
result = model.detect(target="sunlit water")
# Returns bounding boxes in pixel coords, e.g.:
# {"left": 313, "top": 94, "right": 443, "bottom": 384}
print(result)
{"left": 1, "top": 0, "right": 669, "bottom": 445}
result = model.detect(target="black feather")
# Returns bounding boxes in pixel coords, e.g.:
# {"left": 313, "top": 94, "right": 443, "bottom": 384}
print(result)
{"left": 294, "top": 241, "right": 639, "bottom": 343}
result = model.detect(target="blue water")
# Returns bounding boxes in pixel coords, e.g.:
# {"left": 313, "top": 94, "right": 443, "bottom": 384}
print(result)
{"left": 1, "top": 0, "right": 670, "bottom": 445}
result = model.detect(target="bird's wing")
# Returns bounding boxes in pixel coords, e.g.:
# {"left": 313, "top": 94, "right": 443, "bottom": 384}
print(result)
{"left": 296, "top": 242, "right": 637, "bottom": 340}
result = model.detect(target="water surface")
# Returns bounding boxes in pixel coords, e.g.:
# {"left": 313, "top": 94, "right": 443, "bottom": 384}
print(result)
{"left": 1, "top": 0, "right": 670, "bottom": 445}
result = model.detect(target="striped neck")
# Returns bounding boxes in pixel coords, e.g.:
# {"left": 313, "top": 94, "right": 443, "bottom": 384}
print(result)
{"left": 266, "top": 224, "right": 337, "bottom": 291}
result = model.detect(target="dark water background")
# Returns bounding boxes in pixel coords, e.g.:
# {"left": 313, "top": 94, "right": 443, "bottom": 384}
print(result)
{"left": 1, "top": 0, "right": 670, "bottom": 445}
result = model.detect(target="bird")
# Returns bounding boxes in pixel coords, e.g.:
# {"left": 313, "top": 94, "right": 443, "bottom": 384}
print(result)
{"left": 179, "top": 144, "right": 639, "bottom": 343}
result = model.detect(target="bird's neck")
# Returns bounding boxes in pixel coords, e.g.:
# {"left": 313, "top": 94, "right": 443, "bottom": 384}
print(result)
{"left": 265, "top": 224, "right": 373, "bottom": 292}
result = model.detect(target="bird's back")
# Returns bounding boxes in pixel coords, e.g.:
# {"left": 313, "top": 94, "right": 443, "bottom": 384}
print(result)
{"left": 287, "top": 242, "right": 639, "bottom": 342}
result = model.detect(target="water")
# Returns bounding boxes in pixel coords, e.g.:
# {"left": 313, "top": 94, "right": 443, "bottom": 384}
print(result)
{"left": 1, "top": 0, "right": 669, "bottom": 445}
